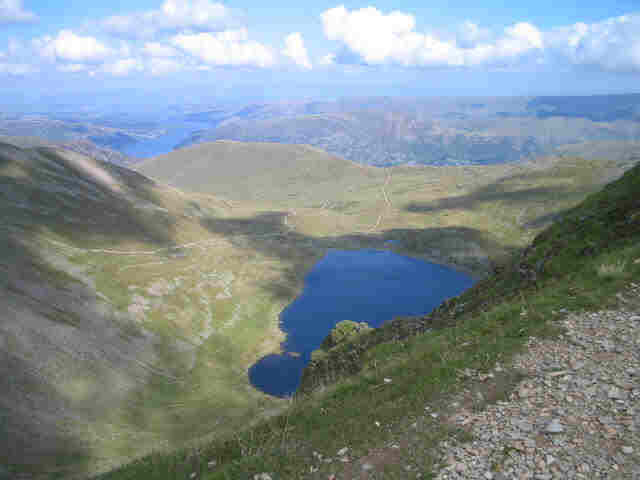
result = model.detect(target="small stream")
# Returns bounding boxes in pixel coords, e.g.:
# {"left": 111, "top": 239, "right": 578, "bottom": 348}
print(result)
{"left": 249, "top": 249, "right": 475, "bottom": 397}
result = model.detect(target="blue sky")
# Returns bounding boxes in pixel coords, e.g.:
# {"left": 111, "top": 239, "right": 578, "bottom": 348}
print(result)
{"left": 1, "top": 0, "right": 640, "bottom": 108}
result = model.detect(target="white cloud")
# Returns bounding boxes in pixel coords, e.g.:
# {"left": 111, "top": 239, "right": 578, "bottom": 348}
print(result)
{"left": 57, "top": 63, "right": 87, "bottom": 73}
{"left": 98, "top": 58, "right": 144, "bottom": 76}
{"left": 283, "top": 32, "right": 312, "bottom": 69}
{"left": 171, "top": 29, "right": 275, "bottom": 67}
{"left": 0, "top": 62, "right": 36, "bottom": 74}
{"left": 0, "top": 0, "right": 36, "bottom": 24}
{"left": 36, "top": 30, "right": 114, "bottom": 63}
{"left": 547, "top": 14, "right": 640, "bottom": 72}
{"left": 320, "top": 7, "right": 640, "bottom": 73}
{"left": 457, "top": 21, "right": 492, "bottom": 48}
{"left": 148, "top": 57, "right": 184, "bottom": 75}
{"left": 319, "top": 52, "right": 336, "bottom": 66}
{"left": 143, "top": 41, "right": 180, "bottom": 57}
{"left": 320, "top": 6, "right": 543, "bottom": 68}
{"left": 103, "top": 0, "right": 230, "bottom": 37}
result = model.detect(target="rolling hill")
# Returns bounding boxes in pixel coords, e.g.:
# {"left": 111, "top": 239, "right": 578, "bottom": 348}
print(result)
{"left": 1, "top": 137, "right": 636, "bottom": 479}
{"left": 137, "top": 140, "right": 633, "bottom": 273}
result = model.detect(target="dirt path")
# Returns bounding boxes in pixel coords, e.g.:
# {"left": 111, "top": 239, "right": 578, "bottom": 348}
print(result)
{"left": 367, "top": 167, "right": 394, "bottom": 233}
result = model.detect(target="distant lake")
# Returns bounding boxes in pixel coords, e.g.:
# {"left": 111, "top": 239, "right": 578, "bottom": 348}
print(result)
{"left": 120, "top": 121, "right": 209, "bottom": 159}
{"left": 249, "top": 249, "right": 475, "bottom": 397}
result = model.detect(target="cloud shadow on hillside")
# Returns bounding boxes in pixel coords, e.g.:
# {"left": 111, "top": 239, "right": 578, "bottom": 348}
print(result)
{"left": 404, "top": 169, "right": 594, "bottom": 232}
{"left": 0, "top": 144, "right": 186, "bottom": 477}
{"left": 199, "top": 211, "right": 508, "bottom": 304}
{"left": 1, "top": 144, "right": 177, "bottom": 248}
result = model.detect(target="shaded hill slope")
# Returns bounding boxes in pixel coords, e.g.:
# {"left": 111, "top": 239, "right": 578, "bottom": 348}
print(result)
{"left": 97, "top": 161, "right": 639, "bottom": 479}
{"left": 0, "top": 143, "right": 305, "bottom": 478}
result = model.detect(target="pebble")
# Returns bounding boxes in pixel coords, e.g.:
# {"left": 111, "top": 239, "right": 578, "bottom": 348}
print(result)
{"left": 253, "top": 474, "right": 272, "bottom": 480}
{"left": 361, "top": 462, "right": 374, "bottom": 471}
{"left": 337, "top": 447, "right": 349, "bottom": 456}
{"left": 544, "top": 419, "right": 564, "bottom": 434}
{"left": 433, "top": 306, "right": 640, "bottom": 480}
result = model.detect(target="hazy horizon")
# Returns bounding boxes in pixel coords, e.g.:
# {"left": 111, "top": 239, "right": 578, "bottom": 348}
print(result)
{"left": 1, "top": 1, "right": 640, "bottom": 112}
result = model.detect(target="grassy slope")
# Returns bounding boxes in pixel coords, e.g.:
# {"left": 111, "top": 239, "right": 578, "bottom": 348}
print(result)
{"left": 2, "top": 139, "right": 634, "bottom": 479}
{"left": 137, "top": 140, "right": 383, "bottom": 205}
{"left": 97, "top": 160, "right": 639, "bottom": 480}
{"left": 1, "top": 144, "right": 317, "bottom": 478}
{"left": 138, "top": 141, "right": 631, "bottom": 274}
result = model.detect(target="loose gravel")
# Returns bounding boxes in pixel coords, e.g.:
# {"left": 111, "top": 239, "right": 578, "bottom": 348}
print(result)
{"left": 434, "top": 298, "right": 640, "bottom": 480}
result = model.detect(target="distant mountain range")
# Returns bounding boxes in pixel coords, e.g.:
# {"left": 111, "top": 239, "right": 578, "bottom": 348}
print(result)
{"left": 0, "top": 112, "right": 166, "bottom": 165}
{"left": 178, "top": 94, "right": 640, "bottom": 166}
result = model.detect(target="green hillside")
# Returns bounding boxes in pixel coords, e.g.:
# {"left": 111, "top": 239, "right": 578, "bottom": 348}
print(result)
{"left": 137, "top": 140, "right": 631, "bottom": 274}
{"left": 96, "top": 160, "right": 640, "bottom": 480}
{"left": 0, "top": 143, "right": 315, "bottom": 479}
{"left": 1, "top": 138, "right": 635, "bottom": 479}
{"left": 137, "top": 140, "right": 383, "bottom": 205}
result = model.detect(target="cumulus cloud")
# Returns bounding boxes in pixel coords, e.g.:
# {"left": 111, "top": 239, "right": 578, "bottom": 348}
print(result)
{"left": 456, "top": 21, "right": 492, "bottom": 48}
{"left": 319, "top": 52, "right": 336, "bottom": 66}
{"left": 148, "top": 57, "right": 184, "bottom": 75}
{"left": 36, "top": 30, "right": 114, "bottom": 63}
{"left": 319, "top": 6, "right": 640, "bottom": 73}
{"left": 171, "top": 29, "right": 274, "bottom": 67}
{"left": 103, "top": 0, "right": 231, "bottom": 37}
{"left": 57, "top": 63, "right": 88, "bottom": 73}
{"left": 321, "top": 6, "right": 544, "bottom": 68}
{"left": 547, "top": 14, "right": 640, "bottom": 72}
{"left": 0, "top": 62, "right": 36, "bottom": 74}
{"left": 283, "top": 32, "right": 312, "bottom": 69}
{"left": 143, "top": 41, "right": 180, "bottom": 57}
{"left": 97, "top": 58, "right": 144, "bottom": 76}
{"left": 0, "top": 0, "right": 36, "bottom": 24}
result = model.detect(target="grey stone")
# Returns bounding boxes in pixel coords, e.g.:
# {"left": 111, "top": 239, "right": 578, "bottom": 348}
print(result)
{"left": 544, "top": 419, "right": 565, "bottom": 433}
{"left": 608, "top": 386, "right": 626, "bottom": 399}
